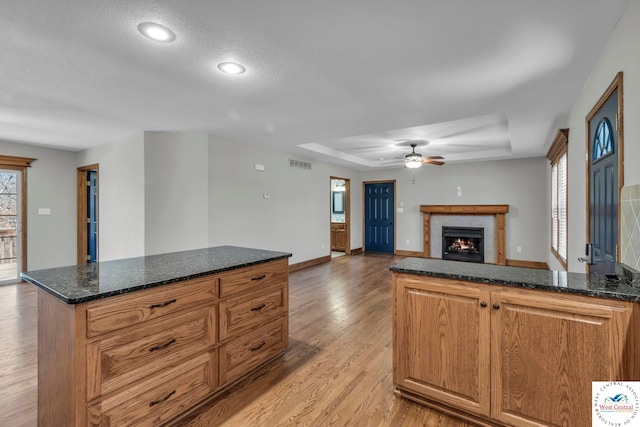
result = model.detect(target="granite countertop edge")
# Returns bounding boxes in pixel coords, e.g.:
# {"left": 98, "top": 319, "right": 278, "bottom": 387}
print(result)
{"left": 21, "top": 246, "right": 292, "bottom": 305}
{"left": 390, "top": 259, "right": 640, "bottom": 303}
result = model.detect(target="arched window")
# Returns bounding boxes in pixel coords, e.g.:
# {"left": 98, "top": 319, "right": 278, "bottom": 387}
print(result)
{"left": 592, "top": 118, "right": 613, "bottom": 161}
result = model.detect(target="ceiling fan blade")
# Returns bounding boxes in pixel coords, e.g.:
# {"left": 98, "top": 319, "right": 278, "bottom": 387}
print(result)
{"left": 424, "top": 155, "right": 444, "bottom": 160}
{"left": 422, "top": 158, "right": 445, "bottom": 166}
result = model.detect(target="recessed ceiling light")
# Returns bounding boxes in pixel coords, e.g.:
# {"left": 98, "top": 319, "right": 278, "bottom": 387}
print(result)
{"left": 217, "top": 62, "right": 246, "bottom": 75}
{"left": 137, "top": 22, "right": 176, "bottom": 43}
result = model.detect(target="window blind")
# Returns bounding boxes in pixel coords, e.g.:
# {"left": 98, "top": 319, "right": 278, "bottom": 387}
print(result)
{"left": 557, "top": 153, "right": 567, "bottom": 261}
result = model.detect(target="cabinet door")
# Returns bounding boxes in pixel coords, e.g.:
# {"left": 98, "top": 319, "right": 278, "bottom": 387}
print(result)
{"left": 335, "top": 230, "right": 346, "bottom": 251}
{"left": 491, "top": 289, "right": 630, "bottom": 427}
{"left": 393, "top": 275, "right": 491, "bottom": 417}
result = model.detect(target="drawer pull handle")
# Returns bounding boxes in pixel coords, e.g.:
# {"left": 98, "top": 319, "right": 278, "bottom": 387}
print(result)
{"left": 149, "top": 338, "right": 176, "bottom": 352}
{"left": 493, "top": 303, "right": 500, "bottom": 310}
{"left": 250, "top": 341, "right": 266, "bottom": 352}
{"left": 251, "top": 303, "right": 266, "bottom": 312}
{"left": 251, "top": 275, "right": 266, "bottom": 281}
{"left": 149, "top": 299, "right": 177, "bottom": 310}
{"left": 149, "top": 390, "right": 176, "bottom": 407}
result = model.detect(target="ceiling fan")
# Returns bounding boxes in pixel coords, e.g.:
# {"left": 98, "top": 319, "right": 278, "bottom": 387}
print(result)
{"left": 402, "top": 143, "right": 445, "bottom": 168}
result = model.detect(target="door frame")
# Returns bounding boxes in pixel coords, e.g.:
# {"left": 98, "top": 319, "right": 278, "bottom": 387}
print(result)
{"left": 330, "top": 177, "right": 351, "bottom": 255}
{"left": 0, "top": 155, "right": 35, "bottom": 275}
{"left": 362, "top": 180, "right": 396, "bottom": 254}
{"left": 585, "top": 72, "right": 624, "bottom": 273}
{"left": 77, "top": 164, "right": 99, "bottom": 264}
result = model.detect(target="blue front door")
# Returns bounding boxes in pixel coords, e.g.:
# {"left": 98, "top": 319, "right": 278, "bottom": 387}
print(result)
{"left": 589, "top": 89, "right": 618, "bottom": 274}
{"left": 364, "top": 182, "right": 394, "bottom": 253}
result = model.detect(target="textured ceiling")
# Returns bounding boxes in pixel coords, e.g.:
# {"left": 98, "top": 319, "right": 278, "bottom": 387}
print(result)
{"left": 0, "top": 0, "right": 630, "bottom": 169}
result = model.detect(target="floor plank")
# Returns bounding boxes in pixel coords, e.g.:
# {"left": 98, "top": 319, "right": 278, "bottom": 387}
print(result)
{"left": 0, "top": 253, "right": 471, "bottom": 427}
{"left": 0, "top": 282, "right": 37, "bottom": 427}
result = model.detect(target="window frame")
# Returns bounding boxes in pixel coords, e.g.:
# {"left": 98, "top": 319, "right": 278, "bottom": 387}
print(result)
{"left": 546, "top": 129, "right": 569, "bottom": 270}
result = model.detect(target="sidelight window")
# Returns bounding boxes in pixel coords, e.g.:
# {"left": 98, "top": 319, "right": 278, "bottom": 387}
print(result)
{"left": 547, "top": 129, "right": 568, "bottom": 269}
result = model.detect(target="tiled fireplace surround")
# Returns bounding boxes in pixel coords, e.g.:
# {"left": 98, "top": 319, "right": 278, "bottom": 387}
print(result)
{"left": 420, "top": 205, "right": 508, "bottom": 266}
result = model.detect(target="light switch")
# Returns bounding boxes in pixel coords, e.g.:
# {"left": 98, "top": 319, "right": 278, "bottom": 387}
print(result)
{"left": 255, "top": 164, "right": 265, "bottom": 171}
{"left": 263, "top": 193, "right": 270, "bottom": 199}
{"left": 38, "top": 208, "right": 51, "bottom": 215}
{"left": 397, "top": 207, "right": 404, "bottom": 213}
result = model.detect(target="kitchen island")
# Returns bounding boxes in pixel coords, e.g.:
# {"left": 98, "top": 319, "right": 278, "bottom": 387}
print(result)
{"left": 21, "top": 245, "right": 292, "bottom": 427}
{"left": 390, "top": 258, "right": 640, "bottom": 427}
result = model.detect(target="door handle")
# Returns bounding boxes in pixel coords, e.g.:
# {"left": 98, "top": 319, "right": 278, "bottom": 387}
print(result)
{"left": 578, "top": 243, "right": 593, "bottom": 264}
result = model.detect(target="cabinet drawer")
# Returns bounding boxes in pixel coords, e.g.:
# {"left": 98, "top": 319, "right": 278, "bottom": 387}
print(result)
{"left": 219, "top": 259, "right": 288, "bottom": 299}
{"left": 86, "top": 277, "right": 217, "bottom": 337}
{"left": 87, "top": 307, "right": 216, "bottom": 400}
{"left": 219, "top": 316, "right": 288, "bottom": 385}
{"left": 88, "top": 352, "right": 216, "bottom": 427}
{"left": 219, "top": 283, "right": 287, "bottom": 342}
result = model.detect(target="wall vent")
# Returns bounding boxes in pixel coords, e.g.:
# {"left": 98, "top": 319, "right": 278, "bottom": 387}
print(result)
{"left": 288, "top": 158, "right": 312, "bottom": 171}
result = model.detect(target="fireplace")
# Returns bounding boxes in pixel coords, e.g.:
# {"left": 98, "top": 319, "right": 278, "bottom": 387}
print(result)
{"left": 442, "top": 226, "right": 484, "bottom": 263}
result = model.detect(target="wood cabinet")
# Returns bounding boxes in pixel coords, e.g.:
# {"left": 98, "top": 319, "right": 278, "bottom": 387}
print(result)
{"left": 38, "top": 258, "right": 289, "bottom": 427}
{"left": 331, "top": 222, "right": 346, "bottom": 251}
{"left": 393, "top": 273, "right": 638, "bottom": 427}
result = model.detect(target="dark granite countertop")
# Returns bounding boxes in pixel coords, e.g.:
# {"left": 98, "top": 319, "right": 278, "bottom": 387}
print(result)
{"left": 21, "top": 245, "right": 292, "bottom": 304}
{"left": 390, "top": 258, "right": 640, "bottom": 302}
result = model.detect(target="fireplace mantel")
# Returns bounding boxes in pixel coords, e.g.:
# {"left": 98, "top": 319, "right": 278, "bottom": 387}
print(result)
{"left": 420, "top": 204, "right": 509, "bottom": 265}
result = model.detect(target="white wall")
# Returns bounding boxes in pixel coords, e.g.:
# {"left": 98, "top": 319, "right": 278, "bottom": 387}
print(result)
{"left": 77, "top": 133, "right": 145, "bottom": 261}
{"left": 361, "top": 157, "right": 549, "bottom": 263}
{"left": 144, "top": 132, "right": 209, "bottom": 255}
{"left": 0, "top": 139, "right": 77, "bottom": 270}
{"left": 207, "top": 135, "right": 362, "bottom": 264}
{"left": 564, "top": 0, "right": 640, "bottom": 272}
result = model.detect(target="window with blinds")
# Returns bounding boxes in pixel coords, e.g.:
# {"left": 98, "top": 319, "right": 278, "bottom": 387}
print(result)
{"left": 547, "top": 129, "right": 568, "bottom": 270}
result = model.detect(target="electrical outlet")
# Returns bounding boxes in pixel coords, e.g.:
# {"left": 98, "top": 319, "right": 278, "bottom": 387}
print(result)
{"left": 516, "top": 246, "right": 522, "bottom": 252}
{"left": 405, "top": 239, "right": 410, "bottom": 245}
{"left": 321, "top": 243, "right": 325, "bottom": 249}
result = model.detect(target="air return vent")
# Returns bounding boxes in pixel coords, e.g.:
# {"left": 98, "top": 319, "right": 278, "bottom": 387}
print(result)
{"left": 289, "top": 158, "right": 312, "bottom": 171}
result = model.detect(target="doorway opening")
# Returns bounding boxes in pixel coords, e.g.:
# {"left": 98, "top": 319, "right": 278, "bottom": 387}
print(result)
{"left": 330, "top": 177, "right": 350, "bottom": 258}
{"left": 0, "top": 155, "right": 34, "bottom": 285}
{"left": 77, "top": 164, "right": 99, "bottom": 264}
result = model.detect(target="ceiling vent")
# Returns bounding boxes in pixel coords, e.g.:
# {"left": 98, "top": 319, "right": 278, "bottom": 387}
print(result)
{"left": 289, "top": 158, "right": 312, "bottom": 171}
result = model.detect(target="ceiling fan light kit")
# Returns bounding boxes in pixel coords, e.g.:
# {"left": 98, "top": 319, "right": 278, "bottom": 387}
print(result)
{"left": 404, "top": 157, "right": 423, "bottom": 169}
{"left": 402, "top": 142, "right": 444, "bottom": 168}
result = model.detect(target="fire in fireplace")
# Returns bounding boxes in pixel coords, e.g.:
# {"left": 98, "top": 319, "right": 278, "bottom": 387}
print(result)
{"left": 442, "top": 226, "right": 484, "bottom": 263}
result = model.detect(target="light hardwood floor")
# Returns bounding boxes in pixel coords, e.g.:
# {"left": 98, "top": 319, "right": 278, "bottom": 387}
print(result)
{"left": 1, "top": 253, "right": 470, "bottom": 427}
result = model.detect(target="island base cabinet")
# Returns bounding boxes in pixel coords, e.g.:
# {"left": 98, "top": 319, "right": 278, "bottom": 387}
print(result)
{"left": 393, "top": 273, "right": 637, "bottom": 427}
{"left": 88, "top": 352, "right": 216, "bottom": 426}
{"left": 36, "top": 257, "right": 289, "bottom": 427}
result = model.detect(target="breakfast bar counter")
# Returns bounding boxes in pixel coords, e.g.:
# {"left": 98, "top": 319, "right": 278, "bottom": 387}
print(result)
{"left": 389, "top": 257, "right": 640, "bottom": 302}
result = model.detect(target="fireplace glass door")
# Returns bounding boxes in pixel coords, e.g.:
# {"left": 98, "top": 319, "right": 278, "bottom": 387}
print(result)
{"left": 442, "top": 226, "right": 484, "bottom": 263}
